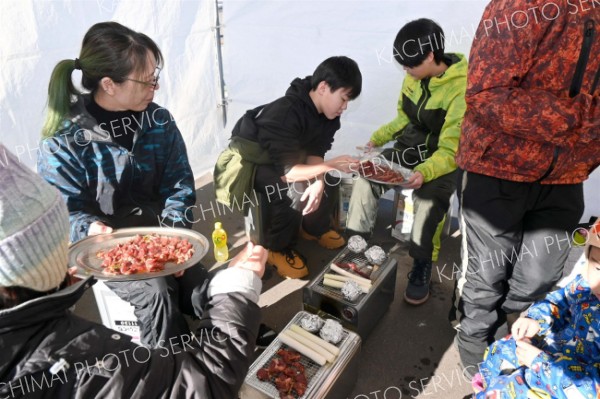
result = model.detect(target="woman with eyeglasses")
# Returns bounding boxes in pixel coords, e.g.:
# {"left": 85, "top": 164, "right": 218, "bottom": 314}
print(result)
{"left": 37, "top": 21, "right": 204, "bottom": 350}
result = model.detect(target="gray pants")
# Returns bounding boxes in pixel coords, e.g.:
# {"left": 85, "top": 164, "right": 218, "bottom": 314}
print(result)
{"left": 106, "top": 263, "right": 209, "bottom": 348}
{"left": 452, "top": 170, "right": 584, "bottom": 372}
{"left": 346, "top": 170, "right": 457, "bottom": 261}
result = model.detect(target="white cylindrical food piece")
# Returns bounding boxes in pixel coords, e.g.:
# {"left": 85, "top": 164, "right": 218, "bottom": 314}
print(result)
{"left": 284, "top": 329, "right": 336, "bottom": 363}
{"left": 324, "top": 278, "right": 370, "bottom": 294}
{"left": 323, "top": 273, "right": 346, "bottom": 282}
{"left": 290, "top": 324, "right": 340, "bottom": 356}
{"left": 323, "top": 278, "right": 344, "bottom": 289}
{"left": 330, "top": 264, "right": 372, "bottom": 285}
{"left": 324, "top": 273, "right": 372, "bottom": 287}
{"left": 279, "top": 332, "right": 327, "bottom": 366}
{"left": 325, "top": 275, "right": 371, "bottom": 292}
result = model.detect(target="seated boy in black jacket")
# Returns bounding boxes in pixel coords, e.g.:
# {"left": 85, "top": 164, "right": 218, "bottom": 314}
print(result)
{"left": 215, "top": 56, "right": 362, "bottom": 278}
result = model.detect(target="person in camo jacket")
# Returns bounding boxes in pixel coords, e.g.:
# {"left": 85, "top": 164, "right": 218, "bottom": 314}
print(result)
{"left": 452, "top": 0, "right": 600, "bottom": 376}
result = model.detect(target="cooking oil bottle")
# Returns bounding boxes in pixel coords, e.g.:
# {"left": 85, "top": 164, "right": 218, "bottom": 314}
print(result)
{"left": 212, "top": 222, "right": 229, "bottom": 262}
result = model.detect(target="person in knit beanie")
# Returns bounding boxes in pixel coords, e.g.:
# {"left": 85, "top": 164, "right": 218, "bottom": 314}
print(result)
{"left": 0, "top": 143, "right": 70, "bottom": 298}
{"left": 470, "top": 219, "right": 600, "bottom": 398}
{"left": 0, "top": 143, "right": 266, "bottom": 398}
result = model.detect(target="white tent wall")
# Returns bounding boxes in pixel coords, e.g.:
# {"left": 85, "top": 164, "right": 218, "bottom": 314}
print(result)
{"left": 585, "top": 180, "right": 600, "bottom": 222}
{"left": 0, "top": 0, "right": 223, "bottom": 179}
{"left": 222, "top": 0, "right": 599, "bottom": 222}
{"left": 1, "top": 0, "right": 598, "bottom": 221}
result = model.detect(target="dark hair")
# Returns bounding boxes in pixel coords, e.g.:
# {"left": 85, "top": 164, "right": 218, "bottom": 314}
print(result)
{"left": 393, "top": 18, "right": 445, "bottom": 68}
{"left": 310, "top": 56, "right": 362, "bottom": 99}
{"left": 0, "top": 276, "right": 69, "bottom": 310}
{"left": 0, "top": 286, "right": 45, "bottom": 309}
{"left": 42, "top": 21, "right": 163, "bottom": 137}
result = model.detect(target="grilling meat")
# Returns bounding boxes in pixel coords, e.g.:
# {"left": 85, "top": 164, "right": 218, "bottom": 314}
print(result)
{"left": 256, "top": 349, "right": 309, "bottom": 398}
{"left": 334, "top": 262, "right": 372, "bottom": 279}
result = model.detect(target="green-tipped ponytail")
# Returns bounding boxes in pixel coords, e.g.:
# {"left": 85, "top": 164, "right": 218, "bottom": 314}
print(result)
{"left": 41, "top": 21, "right": 163, "bottom": 138}
{"left": 42, "top": 59, "right": 81, "bottom": 138}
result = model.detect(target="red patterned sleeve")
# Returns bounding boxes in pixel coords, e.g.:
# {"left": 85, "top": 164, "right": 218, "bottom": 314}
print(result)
{"left": 465, "top": 0, "right": 598, "bottom": 146}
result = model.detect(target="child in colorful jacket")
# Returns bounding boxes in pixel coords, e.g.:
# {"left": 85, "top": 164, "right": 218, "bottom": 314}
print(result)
{"left": 474, "top": 219, "right": 600, "bottom": 399}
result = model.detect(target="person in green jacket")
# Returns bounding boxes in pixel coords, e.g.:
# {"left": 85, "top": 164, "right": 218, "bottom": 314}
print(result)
{"left": 346, "top": 18, "right": 467, "bottom": 305}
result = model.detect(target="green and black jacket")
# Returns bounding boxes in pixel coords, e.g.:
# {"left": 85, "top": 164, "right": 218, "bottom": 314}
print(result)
{"left": 370, "top": 53, "right": 467, "bottom": 183}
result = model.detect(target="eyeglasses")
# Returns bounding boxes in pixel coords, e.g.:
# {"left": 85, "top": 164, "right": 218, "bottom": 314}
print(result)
{"left": 124, "top": 66, "right": 162, "bottom": 88}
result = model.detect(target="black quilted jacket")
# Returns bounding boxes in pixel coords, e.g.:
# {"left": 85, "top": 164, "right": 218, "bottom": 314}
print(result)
{"left": 0, "top": 278, "right": 260, "bottom": 399}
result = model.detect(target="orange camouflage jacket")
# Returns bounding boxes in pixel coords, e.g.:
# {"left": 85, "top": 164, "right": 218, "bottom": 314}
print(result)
{"left": 456, "top": 0, "right": 600, "bottom": 184}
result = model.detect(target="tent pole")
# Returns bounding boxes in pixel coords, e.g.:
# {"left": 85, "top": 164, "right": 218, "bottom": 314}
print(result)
{"left": 214, "top": 0, "right": 227, "bottom": 127}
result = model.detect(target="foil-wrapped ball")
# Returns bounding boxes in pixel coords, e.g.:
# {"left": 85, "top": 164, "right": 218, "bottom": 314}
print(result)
{"left": 319, "top": 319, "right": 344, "bottom": 344}
{"left": 299, "top": 314, "right": 324, "bottom": 333}
{"left": 341, "top": 280, "right": 362, "bottom": 301}
{"left": 347, "top": 235, "right": 368, "bottom": 253}
{"left": 364, "top": 245, "right": 387, "bottom": 265}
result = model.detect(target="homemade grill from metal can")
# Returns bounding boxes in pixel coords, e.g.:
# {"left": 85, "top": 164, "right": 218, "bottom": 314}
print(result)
{"left": 303, "top": 248, "right": 397, "bottom": 340}
{"left": 240, "top": 311, "right": 361, "bottom": 399}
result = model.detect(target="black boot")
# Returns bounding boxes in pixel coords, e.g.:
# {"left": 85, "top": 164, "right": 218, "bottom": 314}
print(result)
{"left": 404, "top": 258, "right": 432, "bottom": 305}
{"left": 256, "top": 324, "right": 277, "bottom": 349}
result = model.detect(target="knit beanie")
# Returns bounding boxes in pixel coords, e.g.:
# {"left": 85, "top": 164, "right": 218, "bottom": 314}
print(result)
{"left": 0, "top": 144, "right": 69, "bottom": 292}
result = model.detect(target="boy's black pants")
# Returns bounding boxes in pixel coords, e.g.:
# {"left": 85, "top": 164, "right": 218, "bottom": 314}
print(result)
{"left": 253, "top": 164, "right": 339, "bottom": 251}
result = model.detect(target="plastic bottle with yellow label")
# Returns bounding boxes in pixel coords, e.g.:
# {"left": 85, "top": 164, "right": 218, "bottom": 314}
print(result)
{"left": 212, "top": 222, "right": 229, "bottom": 262}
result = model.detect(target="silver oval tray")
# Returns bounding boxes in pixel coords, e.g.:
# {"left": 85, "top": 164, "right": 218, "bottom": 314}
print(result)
{"left": 68, "top": 227, "right": 209, "bottom": 281}
{"left": 357, "top": 155, "right": 413, "bottom": 186}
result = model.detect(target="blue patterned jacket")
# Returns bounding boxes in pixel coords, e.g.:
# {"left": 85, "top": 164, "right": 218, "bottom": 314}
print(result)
{"left": 525, "top": 274, "right": 600, "bottom": 396}
{"left": 37, "top": 95, "right": 196, "bottom": 242}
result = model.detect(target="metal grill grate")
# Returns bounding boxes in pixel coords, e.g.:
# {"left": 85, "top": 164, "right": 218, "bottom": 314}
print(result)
{"left": 330, "top": 249, "right": 387, "bottom": 281}
{"left": 313, "top": 248, "right": 390, "bottom": 304}
{"left": 244, "top": 312, "right": 351, "bottom": 398}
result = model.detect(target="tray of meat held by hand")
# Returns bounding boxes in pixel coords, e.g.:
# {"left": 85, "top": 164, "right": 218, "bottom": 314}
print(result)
{"left": 240, "top": 311, "right": 361, "bottom": 399}
{"left": 355, "top": 154, "right": 413, "bottom": 186}
{"left": 68, "top": 227, "right": 209, "bottom": 281}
